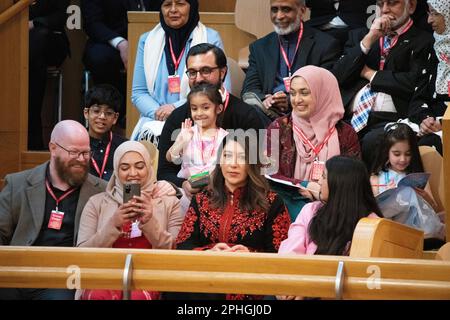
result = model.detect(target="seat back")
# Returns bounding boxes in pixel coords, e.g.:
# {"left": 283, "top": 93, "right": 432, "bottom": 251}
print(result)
{"left": 139, "top": 140, "right": 159, "bottom": 175}
{"left": 436, "top": 243, "right": 450, "bottom": 261}
{"left": 350, "top": 218, "right": 424, "bottom": 259}
{"left": 419, "top": 146, "right": 445, "bottom": 212}
{"left": 227, "top": 56, "right": 246, "bottom": 97}
{"left": 234, "top": 0, "right": 273, "bottom": 39}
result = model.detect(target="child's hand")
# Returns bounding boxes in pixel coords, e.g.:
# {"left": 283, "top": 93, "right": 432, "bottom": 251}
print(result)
{"left": 386, "top": 178, "right": 396, "bottom": 190}
{"left": 413, "top": 188, "right": 437, "bottom": 210}
{"left": 176, "top": 119, "right": 194, "bottom": 146}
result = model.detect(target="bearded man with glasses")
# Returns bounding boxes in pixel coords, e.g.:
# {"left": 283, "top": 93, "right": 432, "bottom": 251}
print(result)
{"left": 241, "top": 0, "right": 341, "bottom": 120}
{"left": 331, "top": 0, "right": 434, "bottom": 168}
{"left": 0, "top": 120, "right": 106, "bottom": 300}
{"left": 157, "top": 43, "right": 270, "bottom": 200}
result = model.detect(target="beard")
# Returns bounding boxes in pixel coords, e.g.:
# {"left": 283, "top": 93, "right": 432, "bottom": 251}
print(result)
{"left": 273, "top": 15, "right": 301, "bottom": 36}
{"left": 390, "top": 6, "right": 411, "bottom": 31}
{"left": 55, "top": 156, "right": 88, "bottom": 188}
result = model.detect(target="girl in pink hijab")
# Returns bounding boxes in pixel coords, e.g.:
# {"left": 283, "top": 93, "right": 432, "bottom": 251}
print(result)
{"left": 267, "top": 66, "right": 361, "bottom": 220}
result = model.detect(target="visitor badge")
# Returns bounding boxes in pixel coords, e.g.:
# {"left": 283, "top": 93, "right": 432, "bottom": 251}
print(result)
{"left": 310, "top": 160, "right": 325, "bottom": 182}
{"left": 283, "top": 77, "right": 291, "bottom": 93}
{"left": 168, "top": 75, "right": 181, "bottom": 94}
{"left": 130, "top": 220, "right": 142, "bottom": 238}
{"left": 48, "top": 210, "right": 64, "bottom": 230}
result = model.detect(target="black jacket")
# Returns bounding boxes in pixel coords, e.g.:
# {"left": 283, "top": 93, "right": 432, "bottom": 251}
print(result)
{"left": 157, "top": 94, "right": 269, "bottom": 187}
{"left": 332, "top": 25, "right": 434, "bottom": 124}
{"left": 241, "top": 25, "right": 341, "bottom": 101}
{"left": 29, "top": 0, "right": 69, "bottom": 31}
{"left": 81, "top": 0, "right": 159, "bottom": 43}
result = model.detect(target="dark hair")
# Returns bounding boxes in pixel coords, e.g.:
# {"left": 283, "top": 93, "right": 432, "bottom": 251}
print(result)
{"left": 209, "top": 132, "right": 270, "bottom": 212}
{"left": 370, "top": 123, "right": 424, "bottom": 175}
{"left": 84, "top": 84, "right": 122, "bottom": 113}
{"left": 186, "top": 43, "right": 228, "bottom": 80}
{"left": 187, "top": 83, "right": 224, "bottom": 126}
{"left": 309, "top": 156, "right": 383, "bottom": 255}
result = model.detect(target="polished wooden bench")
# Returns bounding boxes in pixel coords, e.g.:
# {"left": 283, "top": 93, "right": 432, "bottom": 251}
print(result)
{"left": 1, "top": 218, "right": 449, "bottom": 299}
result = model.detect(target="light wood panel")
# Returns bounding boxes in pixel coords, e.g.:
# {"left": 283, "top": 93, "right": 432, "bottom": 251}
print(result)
{"left": 350, "top": 218, "right": 424, "bottom": 259}
{"left": 437, "top": 243, "right": 450, "bottom": 261}
{"left": 0, "top": 1, "right": 30, "bottom": 184}
{"left": 443, "top": 105, "right": 450, "bottom": 241}
{"left": 199, "top": 0, "right": 236, "bottom": 12}
{"left": 419, "top": 146, "right": 445, "bottom": 212}
{"left": 1, "top": 246, "right": 450, "bottom": 299}
{"left": 235, "top": 0, "right": 273, "bottom": 39}
{"left": 126, "top": 12, "right": 256, "bottom": 138}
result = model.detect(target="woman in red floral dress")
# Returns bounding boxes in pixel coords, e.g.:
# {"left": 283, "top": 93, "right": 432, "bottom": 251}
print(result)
{"left": 168, "top": 133, "right": 291, "bottom": 300}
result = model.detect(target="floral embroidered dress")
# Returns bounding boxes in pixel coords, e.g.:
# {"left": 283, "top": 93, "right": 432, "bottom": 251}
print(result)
{"left": 174, "top": 188, "right": 291, "bottom": 300}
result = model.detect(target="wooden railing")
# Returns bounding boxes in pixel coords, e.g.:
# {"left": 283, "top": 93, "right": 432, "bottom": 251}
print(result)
{"left": 0, "top": 0, "right": 33, "bottom": 26}
{"left": 0, "top": 246, "right": 450, "bottom": 299}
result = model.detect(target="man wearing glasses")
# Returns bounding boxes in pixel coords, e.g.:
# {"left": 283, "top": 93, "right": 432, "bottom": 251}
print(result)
{"left": 241, "top": 0, "right": 341, "bottom": 120}
{"left": 0, "top": 120, "right": 106, "bottom": 300}
{"left": 157, "top": 43, "right": 269, "bottom": 199}
{"left": 331, "top": 0, "right": 434, "bottom": 167}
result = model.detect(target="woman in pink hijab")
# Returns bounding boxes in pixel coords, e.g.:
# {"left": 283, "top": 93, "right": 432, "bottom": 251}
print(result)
{"left": 267, "top": 66, "right": 360, "bottom": 220}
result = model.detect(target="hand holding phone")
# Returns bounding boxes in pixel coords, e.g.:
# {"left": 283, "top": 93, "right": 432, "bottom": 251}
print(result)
{"left": 123, "top": 183, "right": 141, "bottom": 204}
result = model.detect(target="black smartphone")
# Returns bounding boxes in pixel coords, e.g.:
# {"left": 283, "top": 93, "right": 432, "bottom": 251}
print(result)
{"left": 123, "top": 183, "right": 141, "bottom": 204}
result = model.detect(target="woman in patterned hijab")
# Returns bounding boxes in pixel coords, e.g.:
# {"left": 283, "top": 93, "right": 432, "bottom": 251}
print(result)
{"left": 408, "top": 0, "right": 450, "bottom": 155}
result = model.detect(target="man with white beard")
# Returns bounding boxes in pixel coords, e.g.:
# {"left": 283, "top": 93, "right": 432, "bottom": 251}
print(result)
{"left": 331, "top": 0, "right": 434, "bottom": 167}
{"left": 241, "top": 0, "right": 341, "bottom": 120}
{"left": 0, "top": 120, "right": 106, "bottom": 300}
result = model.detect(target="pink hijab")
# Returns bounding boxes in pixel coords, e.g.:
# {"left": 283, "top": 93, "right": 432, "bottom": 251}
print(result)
{"left": 290, "top": 66, "right": 344, "bottom": 181}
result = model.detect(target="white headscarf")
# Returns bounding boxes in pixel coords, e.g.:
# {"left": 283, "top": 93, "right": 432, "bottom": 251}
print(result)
{"left": 427, "top": 0, "right": 450, "bottom": 95}
{"left": 105, "top": 141, "right": 156, "bottom": 204}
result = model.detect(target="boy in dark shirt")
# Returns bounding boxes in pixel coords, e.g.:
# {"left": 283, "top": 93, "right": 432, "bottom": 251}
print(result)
{"left": 83, "top": 84, "right": 127, "bottom": 180}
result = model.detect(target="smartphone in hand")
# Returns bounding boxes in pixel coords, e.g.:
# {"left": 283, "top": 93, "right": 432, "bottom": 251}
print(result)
{"left": 123, "top": 183, "right": 141, "bottom": 204}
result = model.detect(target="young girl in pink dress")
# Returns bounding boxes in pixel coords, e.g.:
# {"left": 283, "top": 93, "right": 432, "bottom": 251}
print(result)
{"left": 167, "top": 83, "right": 228, "bottom": 211}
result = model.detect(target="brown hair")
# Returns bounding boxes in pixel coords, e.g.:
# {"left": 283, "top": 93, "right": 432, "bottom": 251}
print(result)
{"left": 209, "top": 132, "right": 270, "bottom": 212}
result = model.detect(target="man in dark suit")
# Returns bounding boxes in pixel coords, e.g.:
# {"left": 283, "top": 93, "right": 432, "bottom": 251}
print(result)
{"left": 81, "top": 0, "right": 159, "bottom": 126}
{"left": 0, "top": 120, "right": 107, "bottom": 300}
{"left": 241, "top": 0, "right": 341, "bottom": 120}
{"left": 157, "top": 43, "right": 269, "bottom": 198}
{"left": 332, "top": 0, "right": 434, "bottom": 165}
{"left": 305, "top": 0, "right": 374, "bottom": 46}
{"left": 28, "top": 0, "right": 70, "bottom": 150}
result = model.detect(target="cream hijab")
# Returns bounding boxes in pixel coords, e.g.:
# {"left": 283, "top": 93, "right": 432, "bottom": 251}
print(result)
{"left": 106, "top": 141, "right": 156, "bottom": 204}
{"left": 427, "top": 0, "right": 450, "bottom": 95}
{"left": 290, "top": 66, "right": 344, "bottom": 181}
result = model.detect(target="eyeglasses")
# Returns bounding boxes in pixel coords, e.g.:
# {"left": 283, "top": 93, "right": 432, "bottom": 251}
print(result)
{"left": 88, "top": 105, "right": 117, "bottom": 119}
{"left": 54, "top": 142, "right": 92, "bottom": 159}
{"left": 185, "top": 67, "right": 220, "bottom": 79}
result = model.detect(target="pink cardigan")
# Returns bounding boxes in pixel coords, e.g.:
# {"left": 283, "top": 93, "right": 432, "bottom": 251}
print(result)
{"left": 278, "top": 201, "right": 378, "bottom": 255}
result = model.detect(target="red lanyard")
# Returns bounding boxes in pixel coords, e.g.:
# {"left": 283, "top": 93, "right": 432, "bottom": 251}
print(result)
{"left": 222, "top": 89, "right": 230, "bottom": 112}
{"left": 293, "top": 124, "right": 336, "bottom": 158}
{"left": 168, "top": 37, "right": 186, "bottom": 76}
{"left": 278, "top": 21, "right": 304, "bottom": 77}
{"left": 91, "top": 131, "right": 112, "bottom": 179}
{"left": 379, "top": 19, "right": 413, "bottom": 70}
{"left": 45, "top": 179, "right": 76, "bottom": 211}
